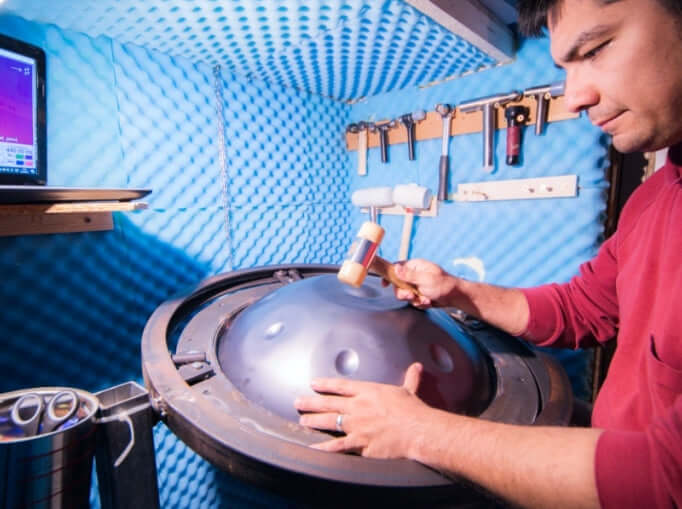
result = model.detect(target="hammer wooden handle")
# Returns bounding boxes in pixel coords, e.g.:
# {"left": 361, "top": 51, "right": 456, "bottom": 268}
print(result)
{"left": 369, "top": 256, "right": 421, "bottom": 296}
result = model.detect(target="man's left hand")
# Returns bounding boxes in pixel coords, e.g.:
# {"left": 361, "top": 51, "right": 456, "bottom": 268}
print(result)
{"left": 294, "top": 362, "right": 430, "bottom": 459}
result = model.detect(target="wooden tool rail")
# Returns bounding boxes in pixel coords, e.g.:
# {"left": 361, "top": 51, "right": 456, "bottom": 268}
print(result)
{"left": 345, "top": 95, "right": 577, "bottom": 151}
{"left": 0, "top": 201, "right": 147, "bottom": 236}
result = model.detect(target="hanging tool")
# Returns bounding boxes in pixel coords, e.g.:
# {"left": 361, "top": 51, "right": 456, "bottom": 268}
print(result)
{"left": 398, "top": 110, "right": 426, "bottom": 161}
{"left": 371, "top": 120, "right": 397, "bottom": 163}
{"left": 523, "top": 81, "right": 566, "bottom": 135}
{"left": 351, "top": 187, "right": 394, "bottom": 223}
{"left": 393, "top": 183, "right": 432, "bottom": 261}
{"left": 504, "top": 105, "right": 530, "bottom": 166}
{"left": 435, "top": 103, "right": 453, "bottom": 201}
{"left": 356, "top": 121, "right": 370, "bottom": 175}
{"left": 337, "top": 221, "right": 421, "bottom": 297}
{"left": 346, "top": 122, "right": 370, "bottom": 176}
{"left": 346, "top": 123, "right": 361, "bottom": 175}
{"left": 459, "top": 91, "right": 521, "bottom": 172}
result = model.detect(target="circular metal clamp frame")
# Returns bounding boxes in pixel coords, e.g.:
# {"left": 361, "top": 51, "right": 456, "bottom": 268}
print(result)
{"left": 141, "top": 265, "right": 572, "bottom": 507}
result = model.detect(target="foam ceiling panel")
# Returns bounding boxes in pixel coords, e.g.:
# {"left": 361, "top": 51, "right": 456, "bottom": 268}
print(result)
{"left": 0, "top": 0, "right": 500, "bottom": 101}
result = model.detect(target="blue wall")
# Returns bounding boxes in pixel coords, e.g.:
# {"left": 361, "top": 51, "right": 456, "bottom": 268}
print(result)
{"left": 0, "top": 13, "right": 608, "bottom": 509}
{"left": 0, "top": 15, "right": 353, "bottom": 507}
{"left": 0, "top": 13, "right": 353, "bottom": 395}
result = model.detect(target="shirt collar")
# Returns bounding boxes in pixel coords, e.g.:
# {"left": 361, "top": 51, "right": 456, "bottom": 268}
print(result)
{"left": 665, "top": 142, "right": 682, "bottom": 182}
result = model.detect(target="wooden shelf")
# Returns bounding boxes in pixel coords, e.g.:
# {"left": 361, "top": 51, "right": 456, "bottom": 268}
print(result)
{"left": 0, "top": 201, "right": 147, "bottom": 236}
{"left": 345, "top": 95, "right": 578, "bottom": 151}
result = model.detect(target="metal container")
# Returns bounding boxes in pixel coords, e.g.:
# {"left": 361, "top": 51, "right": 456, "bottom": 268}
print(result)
{"left": 95, "top": 381, "right": 160, "bottom": 509}
{"left": 0, "top": 387, "right": 99, "bottom": 509}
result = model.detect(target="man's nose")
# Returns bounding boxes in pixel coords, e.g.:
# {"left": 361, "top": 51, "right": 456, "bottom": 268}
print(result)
{"left": 563, "top": 70, "right": 599, "bottom": 114}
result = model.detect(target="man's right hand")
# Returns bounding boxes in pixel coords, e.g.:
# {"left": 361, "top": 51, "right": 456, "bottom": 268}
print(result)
{"left": 391, "top": 259, "right": 458, "bottom": 308}
{"left": 389, "top": 258, "right": 530, "bottom": 337}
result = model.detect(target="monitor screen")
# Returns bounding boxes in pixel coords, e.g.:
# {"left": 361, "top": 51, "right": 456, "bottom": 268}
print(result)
{"left": 0, "top": 33, "right": 46, "bottom": 185}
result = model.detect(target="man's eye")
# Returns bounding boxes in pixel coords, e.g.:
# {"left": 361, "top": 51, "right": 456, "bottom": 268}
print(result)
{"left": 584, "top": 40, "right": 610, "bottom": 59}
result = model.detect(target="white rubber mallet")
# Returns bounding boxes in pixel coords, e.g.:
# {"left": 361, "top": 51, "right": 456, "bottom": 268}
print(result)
{"left": 351, "top": 186, "right": 394, "bottom": 223}
{"left": 393, "top": 183, "right": 432, "bottom": 261}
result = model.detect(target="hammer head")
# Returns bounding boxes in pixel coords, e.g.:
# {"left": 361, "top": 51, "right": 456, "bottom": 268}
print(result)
{"left": 435, "top": 103, "right": 452, "bottom": 116}
{"left": 338, "top": 221, "right": 385, "bottom": 288}
{"left": 346, "top": 123, "right": 359, "bottom": 134}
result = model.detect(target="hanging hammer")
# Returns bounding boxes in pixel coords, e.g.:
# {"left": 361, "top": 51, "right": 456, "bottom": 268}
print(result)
{"left": 393, "top": 183, "right": 432, "bottom": 261}
{"left": 398, "top": 110, "right": 426, "bottom": 161}
{"left": 435, "top": 103, "right": 453, "bottom": 201}
{"left": 346, "top": 121, "right": 371, "bottom": 175}
{"left": 371, "top": 120, "right": 397, "bottom": 163}
{"left": 523, "top": 81, "right": 565, "bottom": 135}
{"left": 338, "top": 221, "right": 421, "bottom": 296}
{"left": 459, "top": 91, "right": 521, "bottom": 172}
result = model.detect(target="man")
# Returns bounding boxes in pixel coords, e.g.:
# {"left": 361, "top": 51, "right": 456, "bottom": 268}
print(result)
{"left": 294, "top": 1, "right": 682, "bottom": 508}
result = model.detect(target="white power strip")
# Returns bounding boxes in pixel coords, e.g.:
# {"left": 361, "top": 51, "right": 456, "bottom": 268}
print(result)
{"left": 450, "top": 175, "right": 577, "bottom": 202}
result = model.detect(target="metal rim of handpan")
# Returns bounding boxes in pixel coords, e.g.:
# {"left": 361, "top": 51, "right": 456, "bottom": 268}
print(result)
{"left": 141, "top": 264, "right": 572, "bottom": 505}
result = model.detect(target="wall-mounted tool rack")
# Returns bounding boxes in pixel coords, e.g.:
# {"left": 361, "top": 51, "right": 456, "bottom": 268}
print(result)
{"left": 345, "top": 95, "right": 577, "bottom": 151}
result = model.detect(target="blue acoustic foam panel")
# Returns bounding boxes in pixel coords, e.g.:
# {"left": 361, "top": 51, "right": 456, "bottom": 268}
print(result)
{"left": 111, "top": 40, "right": 233, "bottom": 274}
{"left": 0, "top": 215, "right": 210, "bottom": 396}
{"left": 216, "top": 65, "right": 353, "bottom": 269}
{"left": 348, "top": 36, "right": 610, "bottom": 401}
{"left": 0, "top": 0, "right": 496, "bottom": 101}
{"left": 305, "top": 202, "right": 356, "bottom": 264}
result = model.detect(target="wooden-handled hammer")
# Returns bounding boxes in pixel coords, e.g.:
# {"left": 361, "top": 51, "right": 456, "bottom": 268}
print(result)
{"left": 337, "top": 221, "right": 421, "bottom": 296}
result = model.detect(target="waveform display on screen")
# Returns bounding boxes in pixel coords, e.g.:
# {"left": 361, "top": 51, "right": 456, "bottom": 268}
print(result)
{"left": 0, "top": 52, "right": 35, "bottom": 146}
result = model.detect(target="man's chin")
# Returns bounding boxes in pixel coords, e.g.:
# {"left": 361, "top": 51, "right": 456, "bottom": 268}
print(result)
{"left": 610, "top": 133, "right": 656, "bottom": 154}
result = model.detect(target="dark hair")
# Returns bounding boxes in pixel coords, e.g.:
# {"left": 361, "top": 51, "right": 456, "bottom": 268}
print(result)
{"left": 518, "top": 0, "right": 682, "bottom": 36}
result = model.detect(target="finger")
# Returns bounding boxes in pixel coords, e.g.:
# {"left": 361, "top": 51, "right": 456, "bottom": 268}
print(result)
{"left": 395, "top": 288, "right": 415, "bottom": 301}
{"left": 403, "top": 362, "right": 422, "bottom": 395}
{"left": 416, "top": 295, "right": 431, "bottom": 307}
{"left": 394, "top": 259, "right": 423, "bottom": 282}
{"left": 294, "top": 394, "right": 348, "bottom": 413}
{"left": 309, "top": 377, "right": 376, "bottom": 396}
{"left": 310, "top": 434, "right": 364, "bottom": 454}
{"left": 392, "top": 262, "right": 409, "bottom": 281}
{"left": 298, "top": 412, "right": 340, "bottom": 431}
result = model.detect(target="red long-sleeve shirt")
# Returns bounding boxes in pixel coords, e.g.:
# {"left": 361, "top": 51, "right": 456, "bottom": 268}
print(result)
{"left": 520, "top": 146, "right": 682, "bottom": 509}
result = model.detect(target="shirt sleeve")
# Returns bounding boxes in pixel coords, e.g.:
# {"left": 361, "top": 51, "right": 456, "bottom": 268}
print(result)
{"left": 595, "top": 396, "right": 682, "bottom": 509}
{"left": 519, "top": 234, "right": 620, "bottom": 349}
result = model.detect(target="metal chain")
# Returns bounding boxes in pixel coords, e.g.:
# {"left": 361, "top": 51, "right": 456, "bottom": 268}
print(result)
{"left": 212, "top": 65, "right": 233, "bottom": 270}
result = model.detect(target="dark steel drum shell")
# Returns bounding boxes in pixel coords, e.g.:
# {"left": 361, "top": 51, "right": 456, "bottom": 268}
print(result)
{"left": 141, "top": 264, "right": 572, "bottom": 506}
{"left": 218, "top": 274, "right": 493, "bottom": 422}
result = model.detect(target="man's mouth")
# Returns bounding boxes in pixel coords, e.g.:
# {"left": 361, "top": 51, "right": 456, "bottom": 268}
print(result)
{"left": 592, "top": 111, "right": 625, "bottom": 131}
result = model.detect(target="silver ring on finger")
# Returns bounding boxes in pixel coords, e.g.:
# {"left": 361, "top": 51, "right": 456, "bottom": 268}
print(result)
{"left": 335, "top": 413, "right": 344, "bottom": 433}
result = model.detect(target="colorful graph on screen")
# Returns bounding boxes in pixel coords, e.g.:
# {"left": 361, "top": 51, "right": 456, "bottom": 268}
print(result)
{"left": 0, "top": 50, "right": 36, "bottom": 174}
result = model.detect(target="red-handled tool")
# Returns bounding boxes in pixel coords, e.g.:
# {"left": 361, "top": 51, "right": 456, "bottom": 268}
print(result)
{"left": 504, "top": 105, "right": 529, "bottom": 166}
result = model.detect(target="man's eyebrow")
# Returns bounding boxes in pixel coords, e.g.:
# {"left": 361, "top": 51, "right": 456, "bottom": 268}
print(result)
{"left": 558, "top": 25, "right": 612, "bottom": 64}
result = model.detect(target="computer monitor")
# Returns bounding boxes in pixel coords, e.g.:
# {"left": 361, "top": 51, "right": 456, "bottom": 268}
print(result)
{"left": 0, "top": 33, "right": 47, "bottom": 185}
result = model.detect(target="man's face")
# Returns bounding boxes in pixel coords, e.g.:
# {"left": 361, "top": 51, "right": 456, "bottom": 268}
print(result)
{"left": 549, "top": 0, "right": 682, "bottom": 152}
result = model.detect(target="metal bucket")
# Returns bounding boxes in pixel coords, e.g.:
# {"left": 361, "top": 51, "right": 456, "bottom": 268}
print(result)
{"left": 0, "top": 387, "right": 99, "bottom": 509}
